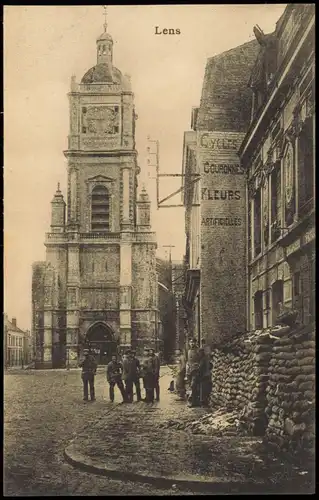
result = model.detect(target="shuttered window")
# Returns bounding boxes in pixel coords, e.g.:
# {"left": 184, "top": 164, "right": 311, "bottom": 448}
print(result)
{"left": 254, "top": 188, "right": 261, "bottom": 257}
{"left": 91, "top": 185, "right": 110, "bottom": 232}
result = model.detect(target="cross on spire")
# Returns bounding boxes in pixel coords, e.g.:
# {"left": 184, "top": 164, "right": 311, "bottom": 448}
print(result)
{"left": 103, "top": 5, "right": 108, "bottom": 32}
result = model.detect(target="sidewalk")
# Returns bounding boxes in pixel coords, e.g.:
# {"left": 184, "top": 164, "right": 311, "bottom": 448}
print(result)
{"left": 64, "top": 370, "right": 314, "bottom": 494}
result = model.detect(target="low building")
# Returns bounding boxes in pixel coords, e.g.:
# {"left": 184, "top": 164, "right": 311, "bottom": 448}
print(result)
{"left": 240, "top": 4, "right": 315, "bottom": 331}
{"left": 4, "top": 315, "right": 32, "bottom": 368}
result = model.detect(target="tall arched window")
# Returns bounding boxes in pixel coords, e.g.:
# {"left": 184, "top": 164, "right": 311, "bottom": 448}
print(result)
{"left": 91, "top": 185, "right": 110, "bottom": 232}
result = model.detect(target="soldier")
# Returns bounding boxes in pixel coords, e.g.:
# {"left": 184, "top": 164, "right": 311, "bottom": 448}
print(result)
{"left": 149, "top": 348, "right": 160, "bottom": 401}
{"left": 141, "top": 348, "right": 155, "bottom": 403}
{"left": 106, "top": 354, "right": 127, "bottom": 403}
{"left": 79, "top": 349, "right": 97, "bottom": 402}
{"left": 175, "top": 348, "right": 187, "bottom": 400}
{"left": 131, "top": 350, "right": 142, "bottom": 402}
{"left": 186, "top": 338, "right": 201, "bottom": 407}
{"left": 123, "top": 350, "right": 141, "bottom": 402}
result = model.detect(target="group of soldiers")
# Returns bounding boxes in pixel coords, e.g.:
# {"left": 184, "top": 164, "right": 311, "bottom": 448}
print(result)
{"left": 79, "top": 347, "right": 160, "bottom": 403}
{"left": 173, "top": 338, "right": 213, "bottom": 408}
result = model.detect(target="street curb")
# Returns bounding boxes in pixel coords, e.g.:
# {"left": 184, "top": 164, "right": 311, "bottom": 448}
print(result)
{"left": 63, "top": 443, "right": 307, "bottom": 494}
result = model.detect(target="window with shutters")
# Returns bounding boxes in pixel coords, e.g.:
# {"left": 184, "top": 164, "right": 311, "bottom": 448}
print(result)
{"left": 272, "top": 280, "right": 284, "bottom": 326}
{"left": 91, "top": 185, "right": 110, "bottom": 232}
{"left": 298, "top": 115, "right": 314, "bottom": 216}
{"left": 293, "top": 271, "right": 302, "bottom": 323}
{"left": 300, "top": 259, "right": 313, "bottom": 325}
{"left": 248, "top": 200, "right": 252, "bottom": 262}
{"left": 254, "top": 291, "right": 263, "bottom": 329}
{"left": 270, "top": 162, "right": 281, "bottom": 242}
{"left": 254, "top": 188, "right": 261, "bottom": 257}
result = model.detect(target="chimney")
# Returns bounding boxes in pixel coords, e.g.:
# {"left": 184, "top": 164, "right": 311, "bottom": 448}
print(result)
{"left": 12, "top": 318, "right": 17, "bottom": 328}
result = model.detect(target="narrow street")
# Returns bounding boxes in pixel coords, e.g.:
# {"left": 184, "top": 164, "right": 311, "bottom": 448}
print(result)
{"left": 4, "top": 368, "right": 198, "bottom": 496}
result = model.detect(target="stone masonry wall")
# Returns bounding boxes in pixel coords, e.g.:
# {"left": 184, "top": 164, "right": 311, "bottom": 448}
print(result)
{"left": 211, "top": 324, "right": 315, "bottom": 454}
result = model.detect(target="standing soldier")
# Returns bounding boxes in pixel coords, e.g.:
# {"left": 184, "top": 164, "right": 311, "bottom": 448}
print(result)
{"left": 141, "top": 348, "right": 155, "bottom": 403}
{"left": 186, "top": 338, "right": 201, "bottom": 407}
{"left": 123, "top": 350, "right": 142, "bottom": 403}
{"left": 149, "top": 348, "right": 160, "bottom": 401}
{"left": 131, "top": 350, "right": 142, "bottom": 402}
{"left": 122, "top": 349, "right": 131, "bottom": 401}
{"left": 79, "top": 349, "right": 97, "bottom": 402}
{"left": 175, "top": 348, "right": 187, "bottom": 400}
{"left": 106, "top": 354, "right": 127, "bottom": 403}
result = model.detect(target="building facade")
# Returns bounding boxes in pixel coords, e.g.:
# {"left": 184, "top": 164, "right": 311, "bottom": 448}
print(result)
{"left": 182, "top": 125, "right": 201, "bottom": 344}
{"left": 4, "top": 315, "right": 32, "bottom": 368}
{"left": 171, "top": 261, "right": 187, "bottom": 352}
{"left": 183, "top": 41, "right": 259, "bottom": 346}
{"left": 32, "top": 21, "right": 158, "bottom": 368}
{"left": 240, "top": 4, "right": 315, "bottom": 331}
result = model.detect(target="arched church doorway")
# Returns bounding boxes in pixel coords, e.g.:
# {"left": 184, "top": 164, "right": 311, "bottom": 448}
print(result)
{"left": 84, "top": 322, "right": 117, "bottom": 365}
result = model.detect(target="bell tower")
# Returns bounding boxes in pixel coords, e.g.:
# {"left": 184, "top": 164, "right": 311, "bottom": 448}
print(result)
{"left": 34, "top": 7, "right": 158, "bottom": 369}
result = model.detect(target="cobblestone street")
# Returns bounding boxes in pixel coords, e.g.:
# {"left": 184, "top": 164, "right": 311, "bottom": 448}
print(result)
{"left": 65, "top": 371, "right": 314, "bottom": 494}
{"left": 4, "top": 368, "right": 314, "bottom": 495}
{"left": 4, "top": 368, "right": 198, "bottom": 496}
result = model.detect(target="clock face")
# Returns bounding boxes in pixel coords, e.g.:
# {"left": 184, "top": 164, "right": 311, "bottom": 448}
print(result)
{"left": 284, "top": 143, "right": 294, "bottom": 205}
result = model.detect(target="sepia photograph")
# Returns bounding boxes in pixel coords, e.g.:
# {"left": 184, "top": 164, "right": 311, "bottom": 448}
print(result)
{"left": 4, "top": 4, "right": 315, "bottom": 496}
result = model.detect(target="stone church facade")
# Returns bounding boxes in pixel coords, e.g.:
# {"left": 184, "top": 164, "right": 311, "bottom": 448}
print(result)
{"left": 32, "top": 22, "right": 158, "bottom": 368}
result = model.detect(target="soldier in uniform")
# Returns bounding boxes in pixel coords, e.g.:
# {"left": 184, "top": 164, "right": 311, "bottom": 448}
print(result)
{"left": 175, "top": 348, "right": 187, "bottom": 400}
{"left": 122, "top": 350, "right": 142, "bottom": 402}
{"left": 141, "top": 348, "right": 155, "bottom": 403}
{"left": 79, "top": 349, "right": 97, "bottom": 402}
{"left": 131, "top": 350, "right": 142, "bottom": 402}
{"left": 186, "top": 338, "right": 201, "bottom": 407}
{"left": 149, "top": 348, "right": 160, "bottom": 401}
{"left": 106, "top": 354, "right": 127, "bottom": 403}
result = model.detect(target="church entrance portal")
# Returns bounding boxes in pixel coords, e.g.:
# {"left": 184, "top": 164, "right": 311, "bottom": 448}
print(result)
{"left": 85, "top": 323, "right": 117, "bottom": 365}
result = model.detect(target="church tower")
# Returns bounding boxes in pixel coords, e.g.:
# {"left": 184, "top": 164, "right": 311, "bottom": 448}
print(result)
{"left": 32, "top": 12, "right": 158, "bottom": 368}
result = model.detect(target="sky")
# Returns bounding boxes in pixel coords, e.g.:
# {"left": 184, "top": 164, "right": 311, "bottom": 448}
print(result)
{"left": 4, "top": 4, "right": 286, "bottom": 330}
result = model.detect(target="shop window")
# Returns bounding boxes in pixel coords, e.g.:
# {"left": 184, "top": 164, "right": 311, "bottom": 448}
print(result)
{"left": 271, "top": 162, "right": 281, "bottom": 242}
{"left": 298, "top": 116, "right": 314, "bottom": 215}
{"left": 91, "top": 185, "right": 110, "bottom": 232}
{"left": 272, "top": 279, "right": 284, "bottom": 326}
{"left": 254, "top": 291, "right": 263, "bottom": 329}
{"left": 254, "top": 188, "right": 262, "bottom": 257}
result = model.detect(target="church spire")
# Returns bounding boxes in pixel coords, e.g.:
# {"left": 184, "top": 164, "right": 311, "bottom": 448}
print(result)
{"left": 103, "top": 5, "right": 108, "bottom": 33}
{"left": 96, "top": 5, "right": 114, "bottom": 66}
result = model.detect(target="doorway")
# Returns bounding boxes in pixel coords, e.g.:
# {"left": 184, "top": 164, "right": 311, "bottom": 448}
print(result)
{"left": 85, "top": 322, "right": 117, "bottom": 365}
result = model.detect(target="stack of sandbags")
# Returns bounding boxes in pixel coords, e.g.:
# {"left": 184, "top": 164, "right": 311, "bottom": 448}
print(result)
{"left": 211, "top": 329, "right": 274, "bottom": 437}
{"left": 211, "top": 349, "right": 235, "bottom": 407}
{"left": 237, "top": 329, "right": 275, "bottom": 435}
{"left": 265, "top": 326, "right": 315, "bottom": 454}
